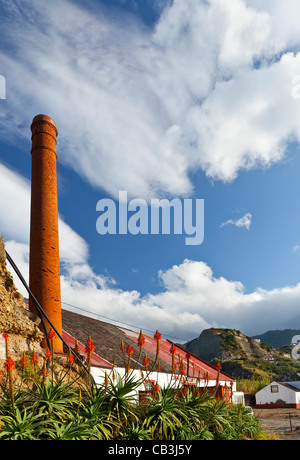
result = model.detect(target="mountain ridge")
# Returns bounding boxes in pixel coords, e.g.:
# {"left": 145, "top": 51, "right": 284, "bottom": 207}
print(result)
{"left": 252, "top": 328, "right": 300, "bottom": 348}
{"left": 184, "top": 328, "right": 267, "bottom": 363}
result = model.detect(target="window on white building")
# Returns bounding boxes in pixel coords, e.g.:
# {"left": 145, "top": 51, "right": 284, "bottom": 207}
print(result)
{"left": 145, "top": 380, "right": 155, "bottom": 391}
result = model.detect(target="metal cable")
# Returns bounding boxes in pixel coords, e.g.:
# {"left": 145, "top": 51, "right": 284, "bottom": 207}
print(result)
{"left": 5, "top": 249, "right": 91, "bottom": 377}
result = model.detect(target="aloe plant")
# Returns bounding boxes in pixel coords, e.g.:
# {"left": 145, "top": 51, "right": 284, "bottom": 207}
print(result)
{"left": 144, "top": 389, "right": 189, "bottom": 439}
{"left": 0, "top": 408, "right": 47, "bottom": 440}
{"left": 0, "top": 331, "right": 264, "bottom": 440}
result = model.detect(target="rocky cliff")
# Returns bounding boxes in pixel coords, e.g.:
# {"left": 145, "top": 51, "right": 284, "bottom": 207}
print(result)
{"left": 184, "top": 328, "right": 266, "bottom": 363}
{"left": 0, "top": 237, "right": 43, "bottom": 359}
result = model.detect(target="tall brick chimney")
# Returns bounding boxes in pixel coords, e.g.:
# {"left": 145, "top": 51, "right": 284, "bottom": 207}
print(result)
{"left": 29, "top": 114, "right": 63, "bottom": 352}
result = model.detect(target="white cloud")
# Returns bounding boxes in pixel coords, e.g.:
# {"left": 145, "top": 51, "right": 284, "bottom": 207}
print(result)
{"left": 1, "top": 0, "right": 300, "bottom": 198}
{"left": 2, "top": 163, "right": 300, "bottom": 340}
{"left": 0, "top": 162, "right": 89, "bottom": 274}
{"left": 221, "top": 212, "right": 252, "bottom": 230}
{"left": 3, "top": 1, "right": 300, "bottom": 341}
{"left": 39, "top": 258, "right": 300, "bottom": 339}
{"left": 184, "top": 52, "right": 300, "bottom": 182}
{"left": 246, "top": 0, "right": 300, "bottom": 50}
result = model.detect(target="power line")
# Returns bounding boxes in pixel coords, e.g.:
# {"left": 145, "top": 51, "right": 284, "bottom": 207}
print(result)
{"left": 61, "top": 300, "right": 187, "bottom": 343}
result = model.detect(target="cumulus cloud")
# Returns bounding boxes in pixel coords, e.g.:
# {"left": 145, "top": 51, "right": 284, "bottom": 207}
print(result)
{"left": 2, "top": 0, "right": 300, "bottom": 341}
{"left": 2, "top": 162, "right": 300, "bottom": 340}
{"left": 8, "top": 245, "right": 300, "bottom": 340}
{"left": 1, "top": 162, "right": 300, "bottom": 340}
{"left": 220, "top": 212, "right": 252, "bottom": 230}
{"left": 1, "top": 0, "right": 300, "bottom": 198}
{"left": 0, "top": 162, "right": 89, "bottom": 274}
{"left": 61, "top": 259, "right": 300, "bottom": 339}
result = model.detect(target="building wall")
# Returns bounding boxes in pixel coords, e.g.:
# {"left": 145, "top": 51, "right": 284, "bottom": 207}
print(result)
{"left": 255, "top": 381, "right": 300, "bottom": 408}
{"left": 91, "top": 366, "right": 237, "bottom": 397}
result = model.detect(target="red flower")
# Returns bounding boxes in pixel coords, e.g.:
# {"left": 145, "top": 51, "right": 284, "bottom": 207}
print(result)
{"left": 45, "top": 349, "right": 52, "bottom": 361}
{"left": 152, "top": 383, "right": 159, "bottom": 394}
{"left": 85, "top": 336, "right": 95, "bottom": 354}
{"left": 66, "top": 350, "right": 74, "bottom": 366}
{"left": 154, "top": 330, "right": 162, "bottom": 362}
{"left": 48, "top": 329, "right": 56, "bottom": 341}
{"left": 138, "top": 330, "right": 145, "bottom": 349}
{"left": 170, "top": 343, "right": 176, "bottom": 355}
{"left": 3, "top": 333, "right": 9, "bottom": 341}
{"left": 143, "top": 354, "right": 149, "bottom": 369}
{"left": 20, "top": 352, "right": 27, "bottom": 368}
{"left": 126, "top": 345, "right": 134, "bottom": 355}
{"left": 105, "top": 371, "right": 109, "bottom": 389}
{"left": 216, "top": 362, "right": 221, "bottom": 371}
{"left": 154, "top": 330, "right": 162, "bottom": 341}
{"left": 31, "top": 352, "right": 38, "bottom": 366}
{"left": 4, "top": 356, "right": 15, "bottom": 371}
{"left": 179, "top": 360, "right": 186, "bottom": 375}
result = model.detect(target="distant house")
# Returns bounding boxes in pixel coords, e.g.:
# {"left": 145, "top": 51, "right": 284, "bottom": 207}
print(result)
{"left": 262, "top": 355, "right": 274, "bottom": 361}
{"left": 256, "top": 375, "right": 300, "bottom": 408}
{"left": 61, "top": 309, "right": 239, "bottom": 402}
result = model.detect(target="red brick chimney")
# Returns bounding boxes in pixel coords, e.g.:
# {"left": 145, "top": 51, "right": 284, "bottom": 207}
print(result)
{"left": 29, "top": 114, "right": 63, "bottom": 352}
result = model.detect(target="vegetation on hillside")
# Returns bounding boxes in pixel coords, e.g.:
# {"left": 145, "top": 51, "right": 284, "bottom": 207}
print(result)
{"left": 222, "top": 354, "right": 300, "bottom": 399}
{"left": 0, "top": 331, "right": 264, "bottom": 440}
{"left": 216, "top": 329, "right": 246, "bottom": 356}
{"left": 204, "top": 328, "right": 300, "bottom": 403}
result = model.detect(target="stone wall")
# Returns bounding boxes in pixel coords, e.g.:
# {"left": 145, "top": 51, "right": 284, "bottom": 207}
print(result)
{"left": 0, "top": 237, "right": 43, "bottom": 359}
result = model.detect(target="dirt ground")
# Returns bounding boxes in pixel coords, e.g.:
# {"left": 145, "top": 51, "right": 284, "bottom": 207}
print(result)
{"left": 253, "top": 408, "right": 300, "bottom": 440}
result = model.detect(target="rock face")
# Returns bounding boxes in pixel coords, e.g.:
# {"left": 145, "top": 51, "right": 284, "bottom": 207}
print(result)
{"left": 184, "top": 328, "right": 266, "bottom": 363}
{"left": 0, "top": 238, "right": 43, "bottom": 359}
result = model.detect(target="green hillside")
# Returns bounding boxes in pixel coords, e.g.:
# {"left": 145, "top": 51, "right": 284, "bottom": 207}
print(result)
{"left": 252, "top": 329, "right": 300, "bottom": 348}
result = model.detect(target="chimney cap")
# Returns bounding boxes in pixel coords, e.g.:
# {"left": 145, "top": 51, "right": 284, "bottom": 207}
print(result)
{"left": 32, "top": 114, "right": 56, "bottom": 127}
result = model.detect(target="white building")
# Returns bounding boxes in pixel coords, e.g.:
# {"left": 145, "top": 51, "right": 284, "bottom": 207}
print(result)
{"left": 255, "top": 381, "right": 300, "bottom": 408}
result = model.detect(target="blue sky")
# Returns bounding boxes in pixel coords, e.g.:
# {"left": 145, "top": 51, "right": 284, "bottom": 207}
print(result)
{"left": 2, "top": 0, "right": 300, "bottom": 341}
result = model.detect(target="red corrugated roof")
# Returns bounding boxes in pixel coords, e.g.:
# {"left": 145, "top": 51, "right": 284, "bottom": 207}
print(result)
{"left": 123, "top": 330, "right": 234, "bottom": 382}
{"left": 62, "top": 330, "right": 113, "bottom": 368}
{"left": 23, "top": 303, "right": 235, "bottom": 381}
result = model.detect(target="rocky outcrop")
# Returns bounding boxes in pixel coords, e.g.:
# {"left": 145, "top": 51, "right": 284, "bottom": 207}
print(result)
{"left": 184, "top": 328, "right": 266, "bottom": 363}
{"left": 0, "top": 238, "right": 43, "bottom": 359}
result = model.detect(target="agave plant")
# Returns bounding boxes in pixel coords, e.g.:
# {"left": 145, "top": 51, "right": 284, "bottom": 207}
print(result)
{"left": 0, "top": 331, "right": 264, "bottom": 441}
{"left": 77, "top": 384, "right": 117, "bottom": 439}
{"left": 226, "top": 404, "right": 261, "bottom": 440}
{"left": 44, "top": 418, "right": 100, "bottom": 440}
{"left": 102, "top": 372, "right": 142, "bottom": 425}
{"left": 0, "top": 407, "right": 47, "bottom": 440}
{"left": 144, "top": 388, "right": 188, "bottom": 439}
{"left": 118, "top": 421, "right": 152, "bottom": 440}
{"left": 178, "top": 388, "right": 213, "bottom": 438}
{"left": 200, "top": 398, "right": 232, "bottom": 439}
{"left": 26, "top": 379, "right": 78, "bottom": 421}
